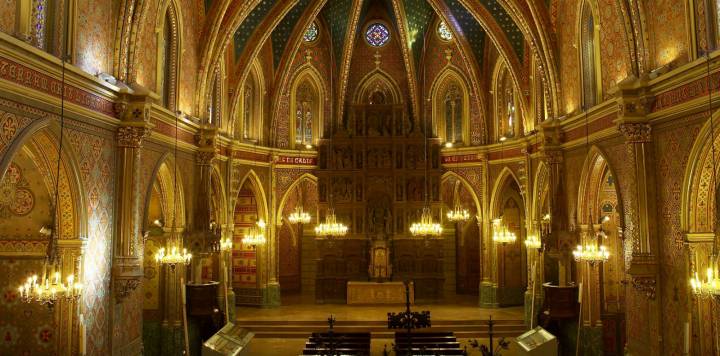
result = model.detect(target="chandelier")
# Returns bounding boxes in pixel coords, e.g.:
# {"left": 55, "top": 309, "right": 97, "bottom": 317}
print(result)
{"left": 314, "top": 209, "right": 348, "bottom": 237}
{"left": 219, "top": 236, "right": 233, "bottom": 252}
{"left": 288, "top": 206, "right": 312, "bottom": 224}
{"left": 17, "top": 58, "right": 83, "bottom": 306}
{"left": 573, "top": 223, "right": 610, "bottom": 265}
{"left": 446, "top": 204, "right": 470, "bottom": 222}
{"left": 242, "top": 220, "right": 267, "bottom": 247}
{"left": 690, "top": 256, "right": 720, "bottom": 297}
{"left": 155, "top": 244, "right": 193, "bottom": 266}
{"left": 524, "top": 232, "right": 542, "bottom": 249}
{"left": 410, "top": 206, "right": 444, "bottom": 237}
{"left": 492, "top": 218, "right": 517, "bottom": 244}
{"left": 155, "top": 112, "right": 192, "bottom": 268}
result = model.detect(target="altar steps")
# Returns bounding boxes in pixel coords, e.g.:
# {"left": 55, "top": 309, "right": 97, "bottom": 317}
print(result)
{"left": 235, "top": 319, "right": 527, "bottom": 339}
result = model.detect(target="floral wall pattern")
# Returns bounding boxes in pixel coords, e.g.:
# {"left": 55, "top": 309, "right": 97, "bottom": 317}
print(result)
{"left": 75, "top": 0, "right": 116, "bottom": 75}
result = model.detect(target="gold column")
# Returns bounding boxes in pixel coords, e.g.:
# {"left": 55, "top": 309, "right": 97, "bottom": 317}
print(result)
{"left": 57, "top": 238, "right": 85, "bottom": 356}
{"left": 112, "top": 123, "right": 150, "bottom": 302}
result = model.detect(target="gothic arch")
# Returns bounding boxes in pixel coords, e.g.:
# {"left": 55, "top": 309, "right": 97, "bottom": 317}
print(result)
{"left": 490, "top": 167, "right": 524, "bottom": 219}
{"left": 154, "top": 0, "right": 183, "bottom": 111}
{"left": 492, "top": 59, "right": 526, "bottom": 141}
{"left": 276, "top": 173, "right": 318, "bottom": 225}
{"left": 143, "top": 153, "right": 187, "bottom": 229}
{"left": 289, "top": 65, "right": 326, "bottom": 148}
{"left": 237, "top": 170, "right": 269, "bottom": 222}
{"left": 353, "top": 69, "right": 402, "bottom": 105}
{"left": 431, "top": 68, "right": 471, "bottom": 145}
{"left": 440, "top": 171, "right": 481, "bottom": 217}
{"left": 577, "top": 146, "right": 623, "bottom": 225}
{"left": 682, "top": 110, "right": 720, "bottom": 234}
{"left": 1, "top": 118, "right": 87, "bottom": 241}
{"left": 531, "top": 161, "right": 551, "bottom": 223}
{"left": 576, "top": 0, "right": 602, "bottom": 108}
{"left": 236, "top": 59, "right": 265, "bottom": 142}
{"left": 210, "top": 166, "right": 228, "bottom": 228}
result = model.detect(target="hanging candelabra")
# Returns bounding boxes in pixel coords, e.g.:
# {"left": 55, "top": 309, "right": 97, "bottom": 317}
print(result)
{"left": 17, "top": 57, "right": 83, "bottom": 306}
{"left": 242, "top": 219, "right": 267, "bottom": 247}
{"left": 492, "top": 218, "right": 517, "bottom": 244}
{"left": 288, "top": 206, "right": 312, "bottom": 224}
{"left": 446, "top": 203, "right": 470, "bottom": 222}
{"left": 155, "top": 112, "right": 192, "bottom": 268}
{"left": 410, "top": 103, "right": 443, "bottom": 237}
{"left": 314, "top": 209, "right": 348, "bottom": 237}
{"left": 524, "top": 232, "right": 542, "bottom": 249}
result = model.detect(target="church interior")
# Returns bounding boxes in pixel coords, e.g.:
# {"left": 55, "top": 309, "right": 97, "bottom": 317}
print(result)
{"left": 0, "top": 0, "right": 719, "bottom": 355}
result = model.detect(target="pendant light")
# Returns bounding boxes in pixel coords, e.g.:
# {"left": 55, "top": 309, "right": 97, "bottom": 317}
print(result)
{"left": 690, "top": 46, "right": 720, "bottom": 297}
{"left": 410, "top": 113, "right": 443, "bottom": 237}
{"left": 492, "top": 136, "right": 516, "bottom": 244}
{"left": 572, "top": 109, "right": 609, "bottom": 265}
{"left": 18, "top": 57, "right": 83, "bottom": 305}
{"left": 446, "top": 150, "right": 469, "bottom": 222}
{"left": 155, "top": 112, "right": 192, "bottom": 268}
{"left": 288, "top": 186, "right": 312, "bottom": 224}
{"left": 315, "top": 124, "right": 347, "bottom": 238}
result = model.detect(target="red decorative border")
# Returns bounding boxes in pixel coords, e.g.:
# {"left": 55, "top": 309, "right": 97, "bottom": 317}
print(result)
{"left": 151, "top": 118, "right": 196, "bottom": 144}
{"left": 488, "top": 147, "right": 524, "bottom": 160}
{"left": 653, "top": 72, "right": 720, "bottom": 112}
{"left": 441, "top": 154, "right": 484, "bottom": 164}
{"left": 232, "top": 150, "right": 270, "bottom": 162}
{"left": 0, "top": 56, "right": 115, "bottom": 116}
{"left": 277, "top": 155, "right": 317, "bottom": 166}
{"left": 563, "top": 113, "right": 617, "bottom": 142}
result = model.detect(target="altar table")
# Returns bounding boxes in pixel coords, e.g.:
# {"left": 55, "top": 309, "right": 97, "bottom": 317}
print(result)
{"left": 346, "top": 281, "right": 414, "bottom": 304}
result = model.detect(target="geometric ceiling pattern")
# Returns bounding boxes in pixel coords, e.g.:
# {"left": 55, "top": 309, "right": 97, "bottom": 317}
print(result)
{"left": 321, "top": 0, "right": 355, "bottom": 63}
{"left": 402, "top": 0, "right": 435, "bottom": 68}
{"left": 234, "top": 0, "right": 278, "bottom": 60}
{"left": 444, "top": 0, "right": 486, "bottom": 67}
{"left": 271, "top": 0, "right": 312, "bottom": 68}
{"left": 477, "top": 0, "right": 524, "bottom": 60}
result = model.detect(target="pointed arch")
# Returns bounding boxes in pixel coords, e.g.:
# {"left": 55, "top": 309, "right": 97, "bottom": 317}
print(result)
{"left": 237, "top": 169, "right": 269, "bottom": 222}
{"left": 489, "top": 167, "right": 523, "bottom": 219}
{"left": 155, "top": 0, "right": 183, "bottom": 111}
{"left": 210, "top": 166, "right": 228, "bottom": 228}
{"left": 492, "top": 59, "right": 525, "bottom": 141}
{"left": 577, "top": 146, "right": 623, "bottom": 225}
{"left": 143, "top": 153, "right": 187, "bottom": 229}
{"left": 577, "top": 0, "right": 602, "bottom": 109}
{"left": 431, "top": 67, "right": 471, "bottom": 145}
{"left": 353, "top": 69, "right": 402, "bottom": 105}
{"left": 237, "top": 59, "right": 265, "bottom": 142}
{"left": 289, "top": 64, "right": 326, "bottom": 148}
{"left": 276, "top": 173, "right": 318, "bottom": 225}
{"left": 441, "top": 171, "right": 481, "bottom": 217}
{"left": 531, "top": 161, "right": 551, "bottom": 223}
{"left": 682, "top": 109, "right": 720, "bottom": 234}
{"left": 207, "top": 63, "right": 225, "bottom": 129}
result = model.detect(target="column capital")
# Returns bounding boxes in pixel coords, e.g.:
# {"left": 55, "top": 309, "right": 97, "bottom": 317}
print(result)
{"left": 618, "top": 122, "right": 652, "bottom": 143}
{"left": 116, "top": 125, "right": 151, "bottom": 148}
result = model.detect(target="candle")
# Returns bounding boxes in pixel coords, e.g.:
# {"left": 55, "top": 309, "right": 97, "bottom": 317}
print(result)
{"left": 79, "top": 315, "right": 86, "bottom": 355}
{"left": 684, "top": 321, "right": 690, "bottom": 354}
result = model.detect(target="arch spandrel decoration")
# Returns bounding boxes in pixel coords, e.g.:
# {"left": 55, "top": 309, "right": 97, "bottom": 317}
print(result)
{"left": 431, "top": 68, "right": 471, "bottom": 145}
{"left": 682, "top": 111, "right": 720, "bottom": 235}
{"left": 143, "top": 156, "right": 187, "bottom": 229}
{"left": 490, "top": 167, "right": 524, "bottom": 218}
{"left": 532, "top": 161, "right": 550, "bottom": 223}
{"left": 441, "top": 171, "right": 482, "bottom": 218}
{"left": 276, "top": 173, "right": 318, "bottom": 225}
{"left": 353, "top": 70, "right": 402, "bottom": 105}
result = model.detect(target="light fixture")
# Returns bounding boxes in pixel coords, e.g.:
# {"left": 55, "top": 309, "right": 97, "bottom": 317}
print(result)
{"left": 242, "top": 219, "right": 267, "bottom": 247}
{"left": 573, "top": 219, "right": 610, "bottom": 265}
{"left": 155, "top": 111, "right": 192, "bottom": 268}
{"left": 315, "top": 209, "right": 349, "bottom": 237}
{"left": 410, "top": 206, "right": 444, "bottom": 237}
{"left": 689, "top": 38, "right": 720, "bottom": 298}
{"left": 219, "top": 237, "right": 233, "bottom": 252}
{"left": 524, "top": 232, "right": 542, "bottom": 249}
{"left": 18, "top": 57, "right": 82, "bottom": 306}
{"left": 305, "top": 144, "right": 313, "bottom": 150}
{"left": 410, "top": 100, "right": 443, "bottom": 237}
{"left": 445, "top": 142, "right": 453, "bottom": 148}
{"left": 152, "top": 219, "right": 163, "bottom": 227}
{"left": 288, "top": 206, "right": 312, "bottom": 224}
{"left": 492, "top": 218, "right": 517, "bottom": 244}
{"left": 446, "top": 203, "right": 470, "bottom": 222}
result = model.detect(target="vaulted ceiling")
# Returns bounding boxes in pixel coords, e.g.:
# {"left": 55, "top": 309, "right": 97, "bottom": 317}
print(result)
{"left": 199, "top": 0, "right": 560, "bottom": 118}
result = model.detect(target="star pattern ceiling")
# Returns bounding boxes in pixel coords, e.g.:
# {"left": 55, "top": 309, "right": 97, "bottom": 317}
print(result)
{"left": 234, "top": 0, "right": 278, "bottom": 60}
{"left": 478, "top": 0, "right": 524, "bottom": 60}
{"left": 321, "top": 0, "right": 354, "bottom": 62}
{"left": 445, "top": 0, "right": 486, "bottom": 67}
{"left": 271, "top": 0, "right": 312, "bottom": 68}
{"left": 402, "top": 0, "right": 434, "bottom": 69}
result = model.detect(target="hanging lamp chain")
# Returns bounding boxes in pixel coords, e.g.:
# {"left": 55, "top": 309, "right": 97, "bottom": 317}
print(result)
{"left": 47, "top": 56, "right": 68, "bottom": 264}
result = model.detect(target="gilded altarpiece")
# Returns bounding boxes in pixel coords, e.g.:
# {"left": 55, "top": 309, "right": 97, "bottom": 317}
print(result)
{"left": 314, "top": 98, "right": 444, "bottom": 302}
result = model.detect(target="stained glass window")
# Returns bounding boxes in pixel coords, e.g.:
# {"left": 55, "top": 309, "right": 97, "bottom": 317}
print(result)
{"left": 295, "top": 82, "right": 314, "bottom": 146}
{"left": 304, "top": 22, "right": 319, "bottom": 43}
{"left": 243, "top": 85, "right": 252, "bottom": 139}
{"left": 438, "top": 21, "right": 453, "bottom": 41}
{"left": 365, "top": 23, "right": 390, "bottom": 47}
